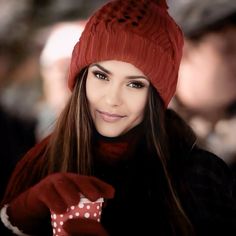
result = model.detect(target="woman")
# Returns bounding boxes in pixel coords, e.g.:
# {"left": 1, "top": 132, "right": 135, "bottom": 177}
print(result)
{"left": 1, "top": 0, "right": 235, "bottom": 235}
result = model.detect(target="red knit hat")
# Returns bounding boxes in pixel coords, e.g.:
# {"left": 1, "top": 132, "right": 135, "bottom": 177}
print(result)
{"left": 68, "top": 0, "right": 183, "bottom": 107}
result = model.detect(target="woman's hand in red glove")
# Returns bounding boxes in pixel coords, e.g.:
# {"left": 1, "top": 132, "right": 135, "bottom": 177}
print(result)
{"left": 6, "top": 173, "right": 114, "bottom": 235}
{"left": 63, "top": 218, "right": 109, "bottom": 236}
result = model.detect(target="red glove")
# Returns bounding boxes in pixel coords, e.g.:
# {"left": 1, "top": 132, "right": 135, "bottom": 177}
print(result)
{"left": 63, "top": 218, "right": 109, "bottom": 236}
{"left": 6, "top": 173, "right": 114, "bottom": 235}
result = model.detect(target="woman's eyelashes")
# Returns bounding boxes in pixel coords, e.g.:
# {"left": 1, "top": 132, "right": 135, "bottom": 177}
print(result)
{"left": 92, "top": 71, "right": 109, "bottom": 81}
{"left": 127, "top": 81, "right": 145, "bottom": 89}
{"left": 92, "top": 70, "right": 147, "bottom": 89}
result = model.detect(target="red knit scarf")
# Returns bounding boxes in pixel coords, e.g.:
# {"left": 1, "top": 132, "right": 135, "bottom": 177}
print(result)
{"left": 93, "top": 123, "right": 144, "bottom": 167}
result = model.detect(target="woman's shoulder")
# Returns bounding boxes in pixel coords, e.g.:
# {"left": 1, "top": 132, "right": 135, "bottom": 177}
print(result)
{"left": 188, "top": 147, "right": 231, "bottom": 170}
{"left": 185, "top": 146, "right": 233, "bottom": 185}
{"left": 166, "top": 109, "right": 234, "bottom": 184}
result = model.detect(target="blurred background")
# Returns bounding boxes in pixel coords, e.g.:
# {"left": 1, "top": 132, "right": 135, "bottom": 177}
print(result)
{"left": 168, "top": 0, "right": 236, "bottom": 172}
{"left": 0, "top": 0, "right": 236, "bottom": 199}
{"left": 0, "top": 0, "right": 109, "bottom": 141}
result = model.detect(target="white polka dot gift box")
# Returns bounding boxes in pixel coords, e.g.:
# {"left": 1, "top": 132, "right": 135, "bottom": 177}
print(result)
{"left": 51, "top": 196, "right": 104, "bottom": 236}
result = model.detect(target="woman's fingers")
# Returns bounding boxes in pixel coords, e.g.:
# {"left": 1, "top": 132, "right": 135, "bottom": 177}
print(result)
{"left": 68, "top": 174, "right": 115, "bottom": 201}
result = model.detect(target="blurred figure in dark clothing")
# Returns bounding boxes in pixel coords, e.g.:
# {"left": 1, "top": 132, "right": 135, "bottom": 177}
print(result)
{"left": 0, "top": 41, "right": 38, "bottom": 202}
{"left": 0, "top": 105, "right": 36, "bottom": 201}
{"left": 169, "top": 0, "right": 236, "bottom": 177}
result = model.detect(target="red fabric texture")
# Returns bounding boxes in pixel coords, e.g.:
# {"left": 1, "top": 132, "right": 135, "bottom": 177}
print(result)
{"left": 67, "top": 0, "right": 183, "bottom": 106}
{"left": 93, "top": 123, "right": 144, "bottom": 166}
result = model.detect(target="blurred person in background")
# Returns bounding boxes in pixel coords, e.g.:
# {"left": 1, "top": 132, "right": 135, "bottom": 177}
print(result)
{"left": 0, "top": 104, "right": 36, "bottom": 201}
{"left": 0, "top": 49, "right": 37, "bottom": 201}
{"left": 169, "top": 0, "right": 236, "bottom": 173}
{"left": 36, "top": 21, "right": 85, "bottom": 140}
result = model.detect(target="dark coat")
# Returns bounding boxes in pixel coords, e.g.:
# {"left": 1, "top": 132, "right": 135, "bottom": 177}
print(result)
{"left": 94, "top": 140, "right": 236, "bottom": 236}
{"left": 0, "top": 109, "right": 235, "bottom": 235}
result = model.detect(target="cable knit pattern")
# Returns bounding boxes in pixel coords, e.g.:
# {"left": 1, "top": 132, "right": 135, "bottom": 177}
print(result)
{"left": 68, "top": 0, "right": 183, "bottom": 106}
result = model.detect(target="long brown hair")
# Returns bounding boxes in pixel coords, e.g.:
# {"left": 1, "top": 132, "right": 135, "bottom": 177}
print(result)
{"left": 47, "top": 67, "right": 93, "bottom": 174}
{"left": 144, "top": 85, "right": 194, "bottom": 235}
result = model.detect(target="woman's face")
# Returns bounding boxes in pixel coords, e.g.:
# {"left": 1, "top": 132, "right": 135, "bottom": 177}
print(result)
{"left": 86, "top": 60, "right": 150, "bottom": 137}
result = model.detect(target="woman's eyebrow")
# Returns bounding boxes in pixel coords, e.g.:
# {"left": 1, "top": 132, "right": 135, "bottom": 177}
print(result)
{"left": 126, "top": 75, "right": 148, "bottom": 80}
{"left": 91, "top": 63, "right": 148, "bottom": 81}
{"left": 90, "top": 64, "right": 112, "bottom": 75}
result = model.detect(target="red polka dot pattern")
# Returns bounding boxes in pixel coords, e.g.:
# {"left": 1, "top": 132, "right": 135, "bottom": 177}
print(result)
{"left": 51, "top": 197, "right": 103, "bottom": 236}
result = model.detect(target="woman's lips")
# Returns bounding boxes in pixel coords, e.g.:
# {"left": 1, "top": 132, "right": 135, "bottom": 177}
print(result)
{"left": 97, "top": 110, "right": 126, "bottom": 122}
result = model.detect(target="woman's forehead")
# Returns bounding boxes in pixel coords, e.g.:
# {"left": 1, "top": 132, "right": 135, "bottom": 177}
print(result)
{"left": 90, "top": 60, "right": 147, "bottom": 77}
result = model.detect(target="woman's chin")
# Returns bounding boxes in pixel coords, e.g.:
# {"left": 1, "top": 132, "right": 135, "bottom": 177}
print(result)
{"left": 96, "top": 127, "right": 125, "bottom": 138}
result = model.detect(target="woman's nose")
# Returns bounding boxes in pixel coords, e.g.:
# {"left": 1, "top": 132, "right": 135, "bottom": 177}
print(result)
{"left": 105, "top": 84, "right": 122, "bottom": 106}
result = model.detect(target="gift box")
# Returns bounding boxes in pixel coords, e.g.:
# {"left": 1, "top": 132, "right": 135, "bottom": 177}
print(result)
{"left": 51, "top": 196, "right": 104, "bottom": 236}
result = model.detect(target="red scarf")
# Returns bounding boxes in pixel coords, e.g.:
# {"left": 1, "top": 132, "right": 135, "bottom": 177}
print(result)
{"left": 92, "top": 123, "right": 144, "bottom": 167}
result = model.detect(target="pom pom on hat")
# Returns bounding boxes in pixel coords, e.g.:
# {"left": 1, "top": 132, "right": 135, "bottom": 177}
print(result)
{"left": 68, "top": 0, "right": 183, "bottom": 107}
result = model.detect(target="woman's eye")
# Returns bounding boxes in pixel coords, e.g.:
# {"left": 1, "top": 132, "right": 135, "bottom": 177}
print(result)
{"left": 128, "top": 81, "right": 145, "bottom": 89}
{"left": 93, "top": 71, "right": 108, "bottom": 81}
